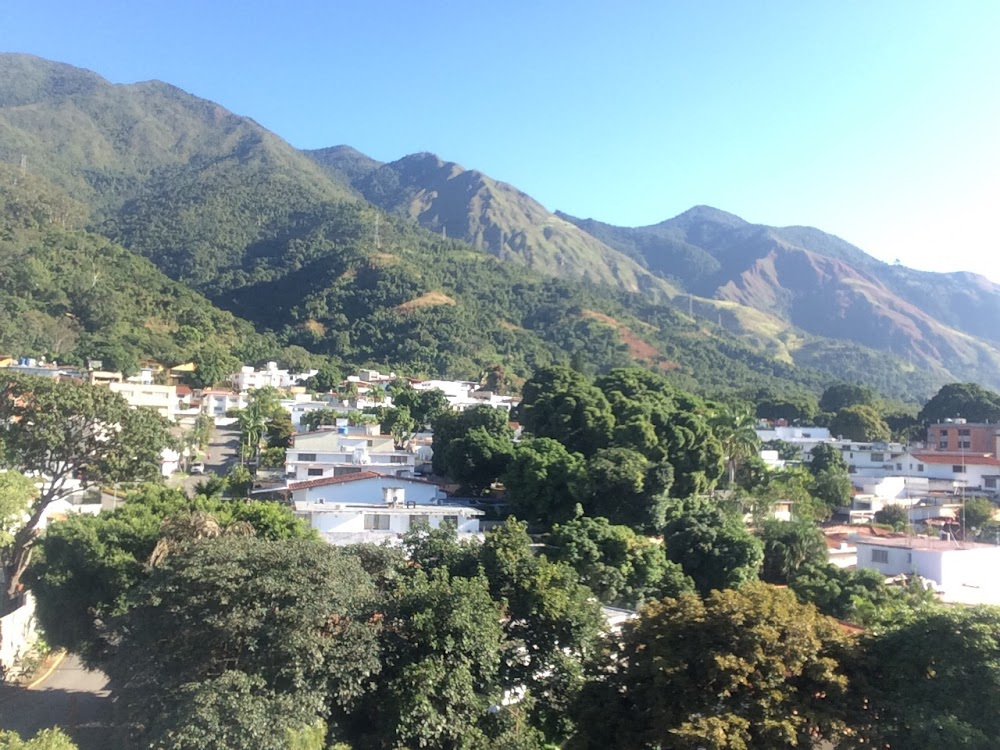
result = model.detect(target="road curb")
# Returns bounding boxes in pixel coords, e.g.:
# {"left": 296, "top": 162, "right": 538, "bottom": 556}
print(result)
{"left": 26, "top": 650, "right": 67, "bottom": 689}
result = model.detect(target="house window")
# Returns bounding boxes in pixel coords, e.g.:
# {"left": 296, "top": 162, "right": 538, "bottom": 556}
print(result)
{"left": 442, "top": 515, "right": 459, "bottom": 528}
{"left": 939, "top": 439, "right": 950, "bottom": 449}
{"left": 986, "top": 477, "right": 998, "bottom": 489}
{"left": 364, "top": 514, "right": 390, "bottom": 530}
{"left": 334, "top": 466, "right": 363, "bottom": 477}
{"left": 870, "top": 549, "right": 889, "bottom": 564}
{"left": 953, "top": 465, "right": 966, "bottom": 473}
{"left": 959, "top": 439, "right": 972, "bottom": 450}
{"left": 896, "top": 463, "right": 903, "bottom": 471}
{"left": 871, "top": 453, "right": 884, "bottom": 463}
{"left": 390, "top": 455, "right": 408, "bottom": 464}
{"left": 307, "top": 468, "right": 324, "bottom": 477}
{"left": 959, "top": 429, "right": 971, "bottom": 436}
{"left": 408, "top": 515, "right": 426, "bottom": 530}
{"left": 299, "top": 453, "right": 317, "bottom": 462}
{"left": 907, "top": 553, "right": 912, "bottom": 564}
{"left": 918, "top": 464, "right": 924, "bottom": 472}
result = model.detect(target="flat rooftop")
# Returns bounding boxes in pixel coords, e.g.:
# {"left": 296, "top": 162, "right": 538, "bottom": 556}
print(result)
{"left": 852, "top": 535, "right": 999, "bottom": 551}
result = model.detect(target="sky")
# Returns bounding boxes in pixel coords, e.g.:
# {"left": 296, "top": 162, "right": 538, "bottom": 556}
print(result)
{"left": 1, "top": 1, "right": 998, "bottom": 279}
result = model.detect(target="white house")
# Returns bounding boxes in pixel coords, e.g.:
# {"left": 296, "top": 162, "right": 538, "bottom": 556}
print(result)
{"left": 854, "top": 534, "right": 1000, "bottom": 595}
{"left": 109, "top": 382, "right": 178, "bottom": 421}
{"left": 230, "top": 361, "right": 318, "bottom": 392}
{"left": 286, "top": 426, "right": 415, "bottom": 481}
{"left": 280, "top": 395, "right": 346, "bottom": 429}
{"left": 198, "top": 389, "right": 248, "bottom": 417}
{"left": 289, "top": 471, "right": 482, "bottom": 545}
{"left": 900, "top": 451, "right": 1000, "bottom": 494}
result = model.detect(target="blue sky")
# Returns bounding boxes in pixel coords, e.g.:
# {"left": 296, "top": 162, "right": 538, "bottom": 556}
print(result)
{"left": 2, "top": 1, "right": 998, "bottom": 279}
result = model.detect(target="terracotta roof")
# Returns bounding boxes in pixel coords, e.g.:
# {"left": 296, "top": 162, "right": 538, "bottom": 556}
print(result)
{"left": 176, "top": 385, "right": 193, "bottom": 395}
{"left": 288, "top": 471, "right": 442, "bottom": 491}
{"left": 912, "top": 452, "right": 1000, "bottom": 467}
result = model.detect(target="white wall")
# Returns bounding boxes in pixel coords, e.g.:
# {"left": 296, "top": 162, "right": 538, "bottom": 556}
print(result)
{"left": 0, "top": 594, "right": 37, "bottom": 677}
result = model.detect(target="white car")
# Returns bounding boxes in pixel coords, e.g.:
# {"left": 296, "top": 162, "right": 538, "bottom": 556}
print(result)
{"left": 190, "top": 463, "right": 206, "bottom": 475}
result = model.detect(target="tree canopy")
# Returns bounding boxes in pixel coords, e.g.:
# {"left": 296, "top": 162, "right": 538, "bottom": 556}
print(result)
{"left": 0, "top": 374, "right": 172, "bottom": 599}
{"left": 574, "top": 583, "right": 850, "bottom": 749}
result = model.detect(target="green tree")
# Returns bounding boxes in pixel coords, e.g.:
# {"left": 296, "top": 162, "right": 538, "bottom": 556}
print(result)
{"left": 759, "top": 519, "right": 828, "bottom": 584}
{"left": 346, "top": 569, "right": 512, "bottom": 750}
{"left": 502, "top": 438, "right": 586, "bottom": 527}
{"left": 189, "top": 346, "right": 239, "bottom": 389}
{"left": 662, "top": 499, "right": 763, "bottom": 595}
{"left": 308, "top": 362, "right": 341, "bottom": 393}
{"left": 102, "top": 538, "right": 380, "bottom": 745}
{"left": 441, "top": 426, "right": 515, "bottom": 495}
{"left": 0, "top": 374, "right": 171, "bottom": 600}
{"left": 874, "top": 504, "right": 910, "bottom": 531}
{"left": 808, "top": 443, "right": 847, "bottom": 475}
{"left": 519, "top": 366, "right": 614, "bottom": 457}
{"left": 28, "top": 485, "right": 312, "bottom": 659}
{"left": 829, "top": 405, "right": 891, "bottom": 442}
{"left": 711, "top": 403, "right": 760, "bottom": 486}
{"left": 819, "top": 382, "right": 877, "bottom": 413}
{"left": 431, "top": 405, "right": 512, "bottom": 476}
{"left": 142, "top": 672, "right": 327, "bottom": 750}
{"left": 849, "top": 607, "right": 1000, "bottom": 749}
{"left": 0, "top": 729, "right": 78, "bottom": 750}
{"left": 755, "top": 391, "right": 819, "bottom": 423}
{"left": 0, "top": 472, "right": 36, "bottom": 551}
{"left": 810, "top": 467, "right": 853, "bottom": 516}
{"left": 574, "top": 583, "right": 850, "bottom": 750}
{"left": 918, "top": 382, "right": 1000, "bottom": 424}
{"left": 381, "top": 405, "right": 417, "bottom": 448}
{"left": 578, "top": 447, "right": 672, "bottom": 532}
{"left": 962, "top": 496, "right": 996, "bottom": 534}
{"left": 548, "top": 514, "right": 693, "bottom": 608}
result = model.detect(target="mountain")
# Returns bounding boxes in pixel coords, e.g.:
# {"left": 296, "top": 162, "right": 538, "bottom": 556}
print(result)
{"left": 557, "top": 208, "right": 1000, "bottom": 390}
{"left": 0, "top": 162, "right": 264, "bottom": 371}
{"left": 305, "top": 149, "right": 678, "bottom": 300}
{"left": 0, "top": 54, "right": 958, "bottom": 400}
{"left": 0, "top": 53, "right": 354, "bottom": 289}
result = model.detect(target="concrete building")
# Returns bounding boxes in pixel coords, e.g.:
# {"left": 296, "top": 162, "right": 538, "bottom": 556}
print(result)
{"left": 289, "top": 472, "right": 481, "bottom": 545}
{"left": 854, "top": 534, "right": 1000, "bottom": 593}
{"left": 109, "top": 382, "right": 177, "bottom": 421}
{"left": 285, "top": 425, "right": 415, "bottom": 481}
{"left": 927, "top": 420, "right": 1000, "bottom": 454}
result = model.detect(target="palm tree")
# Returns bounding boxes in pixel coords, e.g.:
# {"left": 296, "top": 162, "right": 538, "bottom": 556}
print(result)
{"left": 711, "top": 403, "right": 761, "bottom": 486}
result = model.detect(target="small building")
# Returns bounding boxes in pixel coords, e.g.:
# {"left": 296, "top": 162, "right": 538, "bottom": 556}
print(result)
{"left": 854, "top": 534, "right": 1000, "bottom": 591}
{"left": 197, "top": 389, "right": 248, "bottom": 417}
{"left": 928, "top": 420, "right": 1000, "bottom": 454}
{"left": 289, "top": 472, "right": 482, "bottom": 545}
{"left": 109, "top": 382, "right": 177, "bottom": 421}
{"left": 286, "top": 425, "right": 414, "bottom": 480}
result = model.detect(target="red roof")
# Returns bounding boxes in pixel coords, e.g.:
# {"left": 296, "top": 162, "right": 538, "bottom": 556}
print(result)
{"left": 912, "top": 452, "right": 1000, "bottom": 467}
{"left": 288, "top": 471, "right": 442, "bottom": 491}
{"left": 176, "top": 385, "right": 193, "bottom": 396}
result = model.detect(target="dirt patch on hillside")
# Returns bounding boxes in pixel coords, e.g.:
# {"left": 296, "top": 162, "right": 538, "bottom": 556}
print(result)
{"left": 395, "top": 291, "right": 457, "bottom": 314}
{"left": 581, "top": 309, "right": 677, "bottom": 368}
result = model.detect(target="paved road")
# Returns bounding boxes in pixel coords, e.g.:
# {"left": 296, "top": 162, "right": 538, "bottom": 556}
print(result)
{"left": 0, "top": 654, "right": 114, "bottom": 749}
{"left": 169, "top": 426, "right": 241, "bottom": 495}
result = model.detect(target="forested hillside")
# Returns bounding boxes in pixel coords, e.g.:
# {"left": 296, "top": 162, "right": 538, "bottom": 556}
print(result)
{"left": 0, "top": 53, "right": 958, "bottom": 401}
{"left": 0, "top": 164, "right": 265, "bottom": 371}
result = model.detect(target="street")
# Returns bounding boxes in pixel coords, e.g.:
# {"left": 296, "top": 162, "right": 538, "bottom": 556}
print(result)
{"left": 0, "top": 654, "right": 114, "bottom": 749}
{"left": 169, "top": 425, "right": 241, "bottom": 495}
